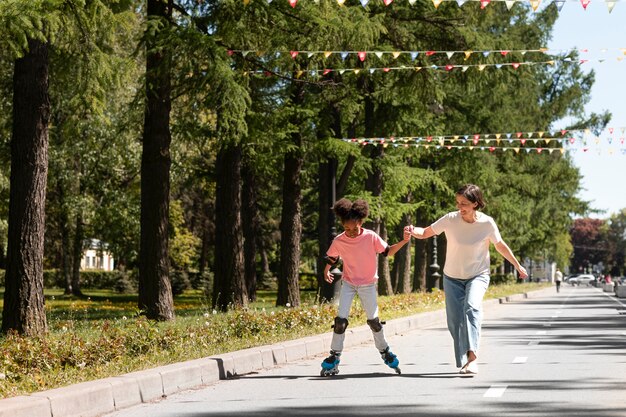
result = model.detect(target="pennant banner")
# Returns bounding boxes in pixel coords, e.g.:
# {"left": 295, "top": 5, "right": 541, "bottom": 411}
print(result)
{"left": 340, "top": 126, "right": 626, "bottom": 155}
{"left": 243, "top": 60, "right": 570, "bottom": 77}
{"left": 246, "top": 0, "right": 624, "bottom": 14}
{"left": 228, "top": 47, "right": 626, "bottom": 61}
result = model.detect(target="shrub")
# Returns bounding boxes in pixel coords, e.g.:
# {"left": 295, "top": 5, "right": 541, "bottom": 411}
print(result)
{"left": 491, "top": 273, "right": 516, "bottom": 285}
{"left": 170, "top": 271, "right": 191, "bottom": 296}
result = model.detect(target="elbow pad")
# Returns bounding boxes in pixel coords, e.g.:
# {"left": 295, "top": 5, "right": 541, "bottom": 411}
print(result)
{"left": 324, "top": 255, "right": 339, "bottom": 266}
{"left": 382, "top": 246, "right": 390, "bottom": 257}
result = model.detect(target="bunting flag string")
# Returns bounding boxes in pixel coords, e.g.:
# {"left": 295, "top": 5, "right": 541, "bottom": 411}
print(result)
{"left": 342, "top": 126, "right": 626, "bottom": 143}
{"left": 247, "top": 0, "right": 624, "bottom": 14}
{"left": 340, "top": 126, "right": 626, "bottom": 155}
{"left": 342, "top": 143, "right": 626, "bottom": 156}
{"left": 241, "top": 57, "right": 624, "bottom": 77}
{"left": 343, "top": 139, "right": 626, "bottom": 156}
{"left": 229, "top": 47, "right": 626, "bottom": 62}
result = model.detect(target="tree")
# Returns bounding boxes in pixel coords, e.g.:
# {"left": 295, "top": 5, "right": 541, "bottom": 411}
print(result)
{"left": 2, "top": 37, "right": 50, "bottom": 335}
{"left": 139, "top": 0, "right": 175, "bottom": 321}
{"left": 603, "top": 210, "right": 626, "bottom": 276}
{"left": 570, "top": 218, "right": 606, "bottom": 274}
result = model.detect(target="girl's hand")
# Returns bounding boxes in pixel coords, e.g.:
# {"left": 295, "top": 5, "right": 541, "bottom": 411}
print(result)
{"left": 325, "top": 270, "right": 335, "bottom": 283}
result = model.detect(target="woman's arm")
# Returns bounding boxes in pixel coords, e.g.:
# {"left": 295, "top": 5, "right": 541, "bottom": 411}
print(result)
{"left": 494, "top": 240, "right": 528, "bottom": 279}
{"left": 408, "top": 225, "right": 436, "bottom": 240}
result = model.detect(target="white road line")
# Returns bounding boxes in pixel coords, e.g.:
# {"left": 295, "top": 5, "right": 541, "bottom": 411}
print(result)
{"left": 484, "top": 385, "right": 508, "bottom": 398}
{"left": 543, "top": 323, "right": 552, "bottom": 327}
{"left": 536, "top": 331, "right": 547, "bottom": 335}
{"left": 528, "top": 340, "right": 539, "bottom": 346}
{"left": 512, "top": 356, "right": 528, "bottom": 364}
{"left": 551, "top": 315, "right": 558, "bottom": 318}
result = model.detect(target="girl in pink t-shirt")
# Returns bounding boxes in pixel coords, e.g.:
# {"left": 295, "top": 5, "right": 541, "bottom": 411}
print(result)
{"left": 320, "top": 198, "right": 410, "bottom": 376}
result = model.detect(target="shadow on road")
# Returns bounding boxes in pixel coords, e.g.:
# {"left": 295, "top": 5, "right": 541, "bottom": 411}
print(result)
{"left": 179, "top": 402, "right": 626, "bottom": 417}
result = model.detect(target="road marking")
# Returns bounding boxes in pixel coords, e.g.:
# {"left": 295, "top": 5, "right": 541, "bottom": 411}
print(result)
{"left": 551, "top": 315, "right": 558, "bottom": 318}
{"left": 528, "top": 341, "right": 540, "bottom": 346}
{"left": 536, "top": 331, "right": 547, "bottom": 335}
{"left": 512, "top": 356, "right": 527, "bottom": 364}
{"left": 543, "top": 323, "right": 552, "bottom": 327}
{"left": 556, "top": 310, "right": 562, "bottom": 314}
{"left": 484, "top": 385, "right": 508, "bottom": 398}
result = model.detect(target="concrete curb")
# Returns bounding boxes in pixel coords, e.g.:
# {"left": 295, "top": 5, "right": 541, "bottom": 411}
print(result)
{"left": 0, "top": 287, "right": 550, "bottom": 417}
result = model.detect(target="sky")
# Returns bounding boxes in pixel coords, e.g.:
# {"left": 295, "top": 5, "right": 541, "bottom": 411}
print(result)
{"left": 550, "top": 1, "right": 626, "bottom": 218}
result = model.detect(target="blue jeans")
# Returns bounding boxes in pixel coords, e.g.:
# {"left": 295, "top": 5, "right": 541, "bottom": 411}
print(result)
{"left": 443, "top": 274, "right": 490, "bottom": 368}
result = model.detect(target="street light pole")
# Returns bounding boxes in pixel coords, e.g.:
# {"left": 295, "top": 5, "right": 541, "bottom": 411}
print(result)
{"left": 430, "top": 234, "right": 441, "bottom": 291}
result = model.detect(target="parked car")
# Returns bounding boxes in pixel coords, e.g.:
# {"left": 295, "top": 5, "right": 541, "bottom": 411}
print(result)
{"left": 568, "top": 274, "right": 596, "bottom": 286}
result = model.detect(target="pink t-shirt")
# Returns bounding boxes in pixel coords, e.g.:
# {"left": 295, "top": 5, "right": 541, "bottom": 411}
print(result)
{"left": 326, "top": 228, "right": 388, "bottom": 286}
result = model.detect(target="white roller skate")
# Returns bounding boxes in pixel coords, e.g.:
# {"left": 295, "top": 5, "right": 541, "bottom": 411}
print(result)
{"left": 380, "top": 347, "right": 401, "bottom": 374}
{"left": 320, "top": 350, "right": 341, "bottom": 376}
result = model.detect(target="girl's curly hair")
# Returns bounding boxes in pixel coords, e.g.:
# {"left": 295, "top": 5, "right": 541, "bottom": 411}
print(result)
{"left": 333, "top": 198, "right": 369, "bottom": 222}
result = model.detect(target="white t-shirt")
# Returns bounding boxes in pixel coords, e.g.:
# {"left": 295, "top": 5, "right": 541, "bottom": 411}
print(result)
{"left": 431, "top": 211, "right": 502, "bottom": 280}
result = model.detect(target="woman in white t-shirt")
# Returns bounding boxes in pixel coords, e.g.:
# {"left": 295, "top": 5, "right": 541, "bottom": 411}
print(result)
{"left": 408, "top": 184, "right": 528, "bottom": 375}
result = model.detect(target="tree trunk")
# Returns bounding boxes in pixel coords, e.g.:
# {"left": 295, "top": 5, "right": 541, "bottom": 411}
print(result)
{"left": 413, "top": 237, "right": 427, "bottom": 292}
{"left": 242, "top": 161, "right": 259, "bottom": 302}
{"left": 2, "top": 38, "right": 50, "bottom": 336}
{"left": 213, "top": 143, "right": 247, "bottom": 310}
{"left": 198, "top": 200, "right": 213, "bottom": 276}
{"left": 138, "top": 0, "right": 174, "bottom": 321}
{"left": 71, "top": 213, "right": 84, "bottom": 297}
{"left": 377, "top": 220, "right": 393, "bottom": 296}
{"left": 58, "top": 182, "right": 72, "bottom": 295}
{"left": 393, "top": 212, "right": 412, "bottom": 294}
{"left": 317, "top": 160, "right": 334, "bottom": 303}
{"left": 277, "top": 83, "right": 304, "bottom": 308}
{"left": 318, "top": 104, "right": 348, "bottom": 303}
{"left": 361, "top": 83, "right": 391, "bottom": 293}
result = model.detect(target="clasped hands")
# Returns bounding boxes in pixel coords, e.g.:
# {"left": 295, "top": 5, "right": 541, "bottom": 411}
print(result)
{"left": 403, "top": 225, "right": 425, "bottom": 240}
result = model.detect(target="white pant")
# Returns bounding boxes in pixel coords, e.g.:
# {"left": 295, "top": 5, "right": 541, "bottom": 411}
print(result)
{"left": 330, "top": 281, "right": 389, "bottom": 353}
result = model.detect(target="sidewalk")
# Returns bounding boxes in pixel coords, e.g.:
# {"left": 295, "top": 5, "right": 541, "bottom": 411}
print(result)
{"left": 0, "top": 287, "right": 554, "bottom": 417}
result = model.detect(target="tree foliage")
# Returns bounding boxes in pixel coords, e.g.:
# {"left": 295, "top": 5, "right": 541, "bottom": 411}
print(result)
{"left": 0, "top": 0, "right": 620, "bottom": 327}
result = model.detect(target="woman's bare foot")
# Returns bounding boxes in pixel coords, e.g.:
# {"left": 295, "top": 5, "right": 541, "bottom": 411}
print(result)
{"left": 460, "top": 351, "right": 478, "bottom": 374}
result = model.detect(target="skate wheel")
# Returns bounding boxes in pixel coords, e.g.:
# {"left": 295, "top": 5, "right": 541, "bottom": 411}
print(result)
{"left": 320, "top": 370, "right": 327, "bottom": 377}
{"left": 395, "top": 367, "right": 402, "bottom": 375}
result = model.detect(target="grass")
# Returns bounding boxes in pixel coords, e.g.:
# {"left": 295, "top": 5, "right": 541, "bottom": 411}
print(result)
{"left": 0, "top": 282, "right": 549, "bottom": 399}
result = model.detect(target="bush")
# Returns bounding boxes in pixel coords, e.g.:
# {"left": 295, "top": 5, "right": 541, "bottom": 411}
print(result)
{"left": 491, "top": 273, "right": 516, "bottom": 285}
{"left": 114, "top": 271, "right": 136, "bottom": 294}
{"left": 170, "top": 270, "right": 191, "bottom": 296}
{"left": 299, "top": 273, "right": 318, "bottom": 291}
{"left": 188, "top": 270, "right": 212, "bottom": 291}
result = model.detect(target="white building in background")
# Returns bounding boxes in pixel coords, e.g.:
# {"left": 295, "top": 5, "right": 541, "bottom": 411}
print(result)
{"left": 80, "top": 239, "right": 115, "bottom": 271}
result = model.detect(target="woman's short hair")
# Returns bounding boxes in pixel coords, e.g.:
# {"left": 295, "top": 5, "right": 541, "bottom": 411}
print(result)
{"left": 456, "top": 184, "right": 485, "bottom": 210}
{"left": 333, "top": 198, "right": 369, "bottom": 222}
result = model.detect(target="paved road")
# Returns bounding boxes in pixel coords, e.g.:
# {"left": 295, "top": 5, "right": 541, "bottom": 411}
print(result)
{"left": 104, "top": 285, "right": 626, "bottom": 417}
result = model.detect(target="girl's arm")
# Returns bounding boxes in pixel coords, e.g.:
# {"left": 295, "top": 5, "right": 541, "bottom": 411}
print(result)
{"left": 386, "top": 228, "right": 412, "bottom": 257}
{"left": 494, "top": 240, "right": 528, "bottom": 279}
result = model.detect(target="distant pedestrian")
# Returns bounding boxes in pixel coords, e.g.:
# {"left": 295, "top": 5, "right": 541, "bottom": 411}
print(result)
{"left": 555, "top": 268, "right": 563, "bottom": 293}
{"left": 407, "top": 184, "right": 528, "bottom": 375}
{"left": 321, "top": 198, "right": 411, "bottom": 376}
